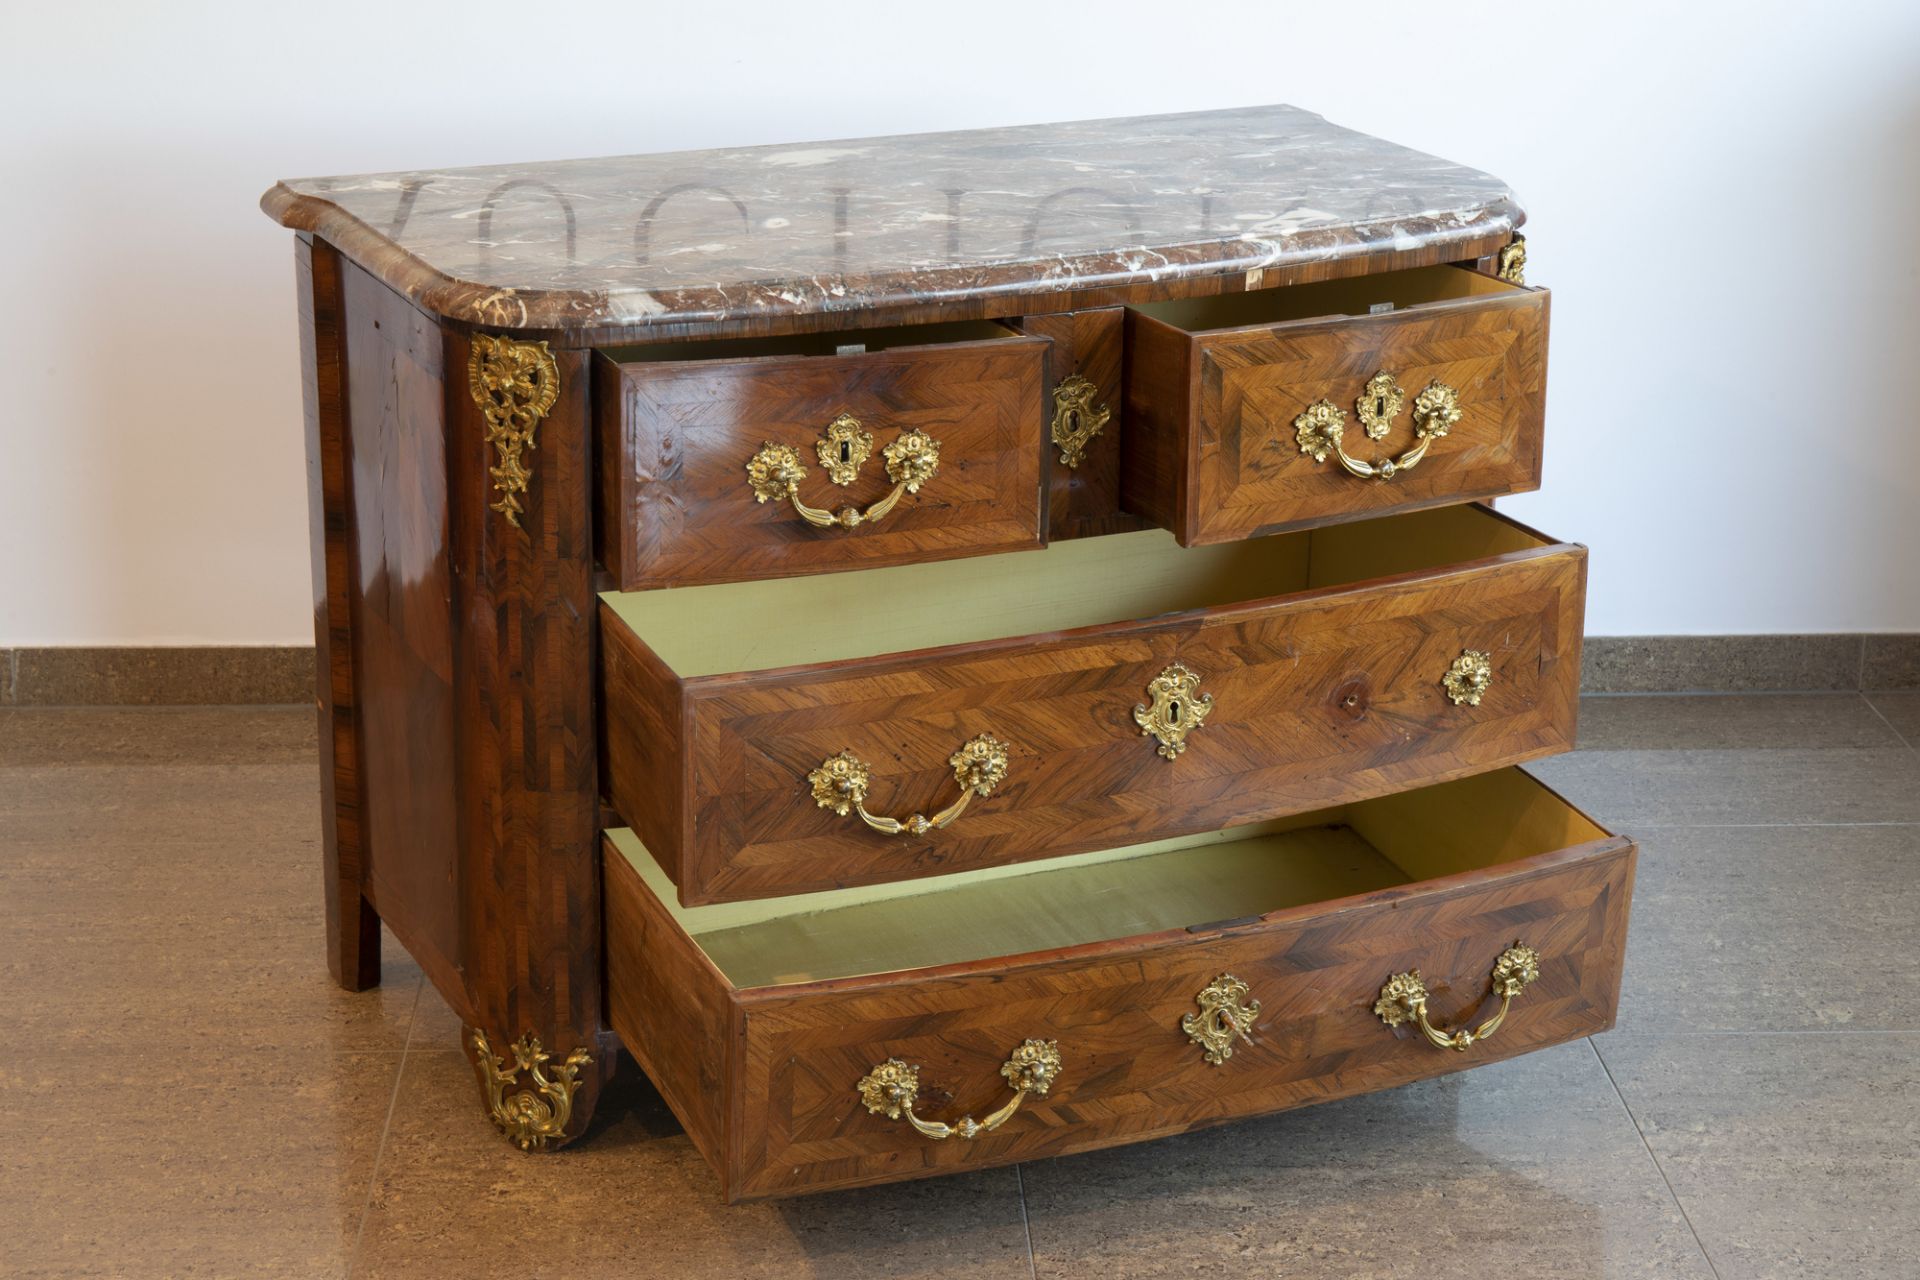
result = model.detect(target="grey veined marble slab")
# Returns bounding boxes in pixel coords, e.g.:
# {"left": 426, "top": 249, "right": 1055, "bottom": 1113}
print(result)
{"left": 262, "top": 105, "right": 1521, "bottom": 333}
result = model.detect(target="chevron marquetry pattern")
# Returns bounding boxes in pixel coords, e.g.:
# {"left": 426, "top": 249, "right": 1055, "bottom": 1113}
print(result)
{"left": 602, "top": 826, "right": 1635, "bottom": 1200}
{"left": 595, "top": 335, "right": 1046, "bottom": 587}
{"left": 613, "top": 540, "right": 1583, "bottom": 903}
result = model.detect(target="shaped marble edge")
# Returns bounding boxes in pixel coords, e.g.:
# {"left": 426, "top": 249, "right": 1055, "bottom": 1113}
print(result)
{"left": 259, "top": 104, "right": 1524, "bottom": 335}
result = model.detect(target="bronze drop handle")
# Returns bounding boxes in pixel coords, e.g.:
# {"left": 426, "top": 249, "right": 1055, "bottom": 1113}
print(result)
{"left": 808, "top": 734, "right": 1011, "bottom": 836}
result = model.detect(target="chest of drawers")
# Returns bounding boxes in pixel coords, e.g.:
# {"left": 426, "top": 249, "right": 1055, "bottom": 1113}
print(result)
{"left": 263, "top": 104, "right": 1631, "bottom": 1200}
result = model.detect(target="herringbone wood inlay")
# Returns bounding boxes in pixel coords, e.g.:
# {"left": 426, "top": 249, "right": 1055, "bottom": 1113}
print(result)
{"left": 602, "top": 531, "right": 1585, "bottom": 904}
{"left": 602, "top": 796, "right": 1635, "bottom": 1201}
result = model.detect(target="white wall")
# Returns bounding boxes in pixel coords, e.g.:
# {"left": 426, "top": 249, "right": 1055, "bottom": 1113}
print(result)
{"left": 4, "top": 0, "right": 1917, "bottom": 643}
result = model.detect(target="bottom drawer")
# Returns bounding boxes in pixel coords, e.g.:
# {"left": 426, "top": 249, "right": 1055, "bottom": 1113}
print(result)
{"left": 605, "top": 767, "right": 1634, "bottom": 1201}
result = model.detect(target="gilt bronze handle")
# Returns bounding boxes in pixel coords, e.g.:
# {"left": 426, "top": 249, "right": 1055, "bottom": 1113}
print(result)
{"left": 746, "top": 420, "right": 941, "bottom": 528}
{"left": 857, "top": 1039, "right": 1061, "bottom": 1140}
{"left": 1294, "top": 373, "right": 1462, "bottom": 480}
{"left": 1373, "top": 942, "right": 1541, "bottom": 1052}
{"left": 808, "top": 734, "right": 1011, "bottom": 836}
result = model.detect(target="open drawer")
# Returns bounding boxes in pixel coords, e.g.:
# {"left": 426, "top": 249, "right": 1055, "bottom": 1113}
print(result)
{"left": 598, "top": 502, "right": 1585, "bottom": 904}
{"left": 605, "top": 767, "right": 1636, "bottom": 1200}
{"left": 593, "top": 320, "right": 1048, "bottom": 588}
{"left": 1123, "top": 265, "right": 1548, "bottom": 544}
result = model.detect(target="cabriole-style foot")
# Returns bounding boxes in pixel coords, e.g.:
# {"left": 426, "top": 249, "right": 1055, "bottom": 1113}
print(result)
{"left": 466, "top": 1026, "right": 605, "bottom": 1151}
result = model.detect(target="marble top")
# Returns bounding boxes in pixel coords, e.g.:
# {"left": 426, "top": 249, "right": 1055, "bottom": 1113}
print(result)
{"left": 262, "top": 105, "right": 1521, "bottom": 334}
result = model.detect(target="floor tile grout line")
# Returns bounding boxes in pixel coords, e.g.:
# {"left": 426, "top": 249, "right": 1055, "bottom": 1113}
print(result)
{"left": 346, "top": 984, "right": 421, "bottom": 1279}
{"left": 1579, "top": 686, "right": 1871, "bottom": 699}
{"left": 1863, "top": 692, "right": 1918, "bottom": 753}
{"left": 1585, "top": 1037, "right": 1724, "bottom": 1280}
{"left": 401, "top": 975, "right": 427, "bottom": 1052}
{"left": 1014, "top": 1164, "right": 1039, "bottom": 1280}
{"left": 1574, "top": 690, "right": 1858, "bottom": 702}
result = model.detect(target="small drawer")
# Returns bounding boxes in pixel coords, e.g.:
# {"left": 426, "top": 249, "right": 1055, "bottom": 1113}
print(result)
{"left": 598, "top": 502, "right": 1584, "bottom": 905}
{"left": 1123, "top": 265, "right": 1548, "bottom": 545}
{"left": 593, "top": 321, "right": 1048, "bottom": 588}
{"left": 605, "top": 767, "right": 1636, "bottom": 1200}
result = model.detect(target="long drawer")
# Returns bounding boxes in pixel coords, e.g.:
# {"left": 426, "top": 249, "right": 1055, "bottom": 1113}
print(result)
{"left": 1123, "top": 265, "right": 1548, "bottom": 544}
{"left": 598, "top": 502, "right": 1584, "bottom": 905}
{"left": 605, "top": 767, "right": 1635, "bottom": 1201}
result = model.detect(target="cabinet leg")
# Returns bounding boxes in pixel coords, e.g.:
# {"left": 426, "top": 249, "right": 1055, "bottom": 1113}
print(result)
{"left": 301, "top": 233, "right": 380, "bottom": 995}
{"left": 464, "top": 1024, "right": 615, "bottom": 1151}
{"left": 325, "top": 878, "right": 381, "bottom": 991}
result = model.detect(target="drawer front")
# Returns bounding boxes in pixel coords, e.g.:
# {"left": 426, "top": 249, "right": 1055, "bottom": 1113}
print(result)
{"left": 603, "top": 537, "right": 1584, "bottom": 904}
{"left": 738, "top": 840, "right": 1630, "bottom": 1198}
{"left": 1124, "top": 277, "right": 1548, "bottom": 545}
{"left": 594, "top": 335, "right": 1048, "bottom": 588}
{"left": 600, "top": 774, "right": 1637, "bottom": 1201}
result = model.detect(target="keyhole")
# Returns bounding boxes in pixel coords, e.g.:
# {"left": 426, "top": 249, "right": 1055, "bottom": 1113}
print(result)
{"left": 1066, "top": 409, "right": 1080, "bottom": 431}
{"left": 840, "top": 440, "right": 852, "bottom": 463}
{"left": 1168, "top": 700, "right": 1182, "bottom": 723}
{"left": 1375, "top": 396, "right": 1386, "bottom": 418}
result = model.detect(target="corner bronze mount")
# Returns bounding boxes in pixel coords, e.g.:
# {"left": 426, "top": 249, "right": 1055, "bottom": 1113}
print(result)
{"left": 472, "top": 1028, "right": 593, "bottom": 1150}
{"left": 469, "top": 335, "right": 561, "bottom": 529}
{"left": 1496, "top": 234, "right": 1527, "bottom": 285}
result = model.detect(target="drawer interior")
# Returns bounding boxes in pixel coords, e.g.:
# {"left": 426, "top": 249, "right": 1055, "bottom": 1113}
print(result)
{"left": 601, "top": 503, "right": 1552, "bottom": 677}
{"left": 600, "top": 318, "right": 1019, "bottom": 366}
{"left": 1130, "top": 264, "right": 1523, "bottom": 334}
{"left": 606, "top": 768, "right": 1606, "bottom": 989}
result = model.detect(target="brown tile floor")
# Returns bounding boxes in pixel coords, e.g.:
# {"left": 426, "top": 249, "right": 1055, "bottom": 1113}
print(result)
{"left": 2, "top": 694, "right": 1916, "bottom": 1278}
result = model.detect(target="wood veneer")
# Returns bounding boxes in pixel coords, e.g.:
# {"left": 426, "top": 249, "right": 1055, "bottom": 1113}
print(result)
{"left": 298, "top": 235, "right": 378, "bottom": 992}
{"left": 600, "top": 503, "right": 1584, "bottom": 904}
{"left": 595, "top": 322, "right": 1048, "bottom": 587}
{"left": 1015, "top": 306, "right": 1143, "bottom": 541}
{"left": 604, "top": 767, "right": 1635, "bottom": 1200}
{"left": 1123, "top": 266, "right": 1548, "bottom": 543}
{"left": 296, "top": 241, "right": 614, "bottom": 1142}
{"left": 446, "top": 327, "right": 616, "bottom": 1115}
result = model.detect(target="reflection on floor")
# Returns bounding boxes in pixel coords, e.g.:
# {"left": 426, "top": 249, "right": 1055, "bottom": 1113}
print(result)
{"left": 4, "top": 692, "right": 1917, "bottom": 1278}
